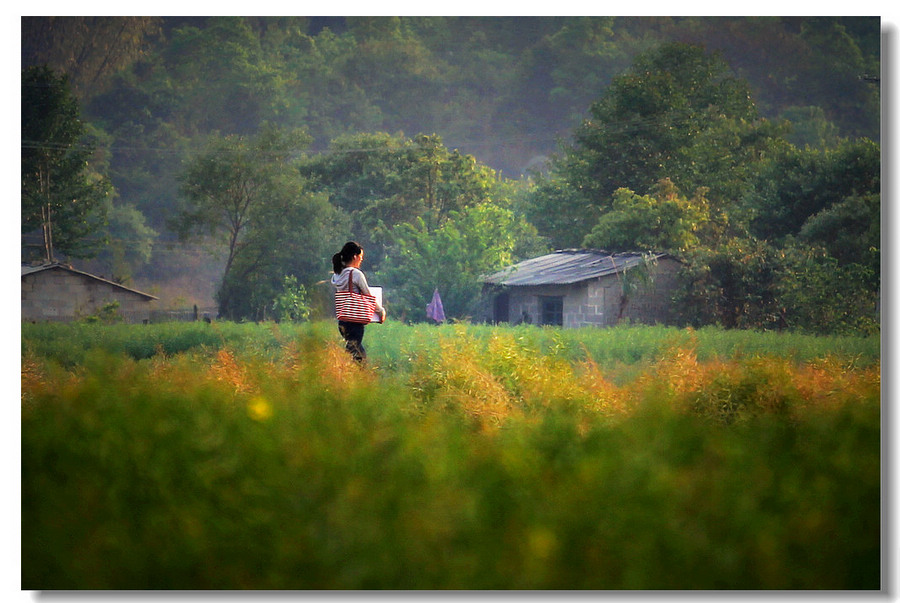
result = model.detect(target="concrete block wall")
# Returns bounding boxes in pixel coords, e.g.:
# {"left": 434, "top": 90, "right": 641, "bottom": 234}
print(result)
{"left": 507, "top": 282, "right": 606, "bottom": 328}
{"left": 22, "top": 269, "right": 156, "bottom": 323}
{"left": 506, "top": 283, "right": 577, "bottom": 327}
{"left": 486, "top": 257, "right": 681, "bottom": 328}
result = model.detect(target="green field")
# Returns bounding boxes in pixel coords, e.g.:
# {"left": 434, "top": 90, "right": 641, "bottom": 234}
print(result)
{"left": 22, "top": 321, "right": 881, "bottom": 589}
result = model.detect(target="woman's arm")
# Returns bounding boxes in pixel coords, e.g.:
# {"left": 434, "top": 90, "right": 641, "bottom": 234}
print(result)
{"left": 353, "top": 270, "right": 385, "bottom": 317}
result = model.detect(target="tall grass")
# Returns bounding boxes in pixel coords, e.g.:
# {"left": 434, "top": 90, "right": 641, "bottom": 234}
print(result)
{"left": 22, "top": 320, "right": 880, "bottom": 370}
{"left": 21, "top": 321, "right": 880, "bottom": 589}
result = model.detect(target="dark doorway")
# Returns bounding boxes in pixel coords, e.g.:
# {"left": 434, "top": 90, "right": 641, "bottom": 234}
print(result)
{"left": 494, "top": 292, "right": 510, "bottom": 323}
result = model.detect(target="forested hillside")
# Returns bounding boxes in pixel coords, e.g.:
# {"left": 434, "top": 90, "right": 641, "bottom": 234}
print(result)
{"left": 21, "top": 16, "right": 881, "bottom": 332}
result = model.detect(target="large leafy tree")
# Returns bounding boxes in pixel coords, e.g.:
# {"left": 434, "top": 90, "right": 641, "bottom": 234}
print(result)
{"left": 173, "top": 124, "right": 343, "bottom": 319}
{"left": 21, "top": 66, "right": 112, "bottom": 262}
{"left": 217, "top": 186, "right": 342, "bottom": 321}
{"left": 741, "top": 137, "right": 880, "bottom": 243}
{"left": 572, "top": 42, "right": 771, "bottom": 198}
{"left": 376, "top": 203, "right": 547, "bottom": 322}
{"left": 530, "top": 42, "right": 783, "bottom": 248}
{"left": 301, "top": 130, "right": 547, "bottom": 322}
{"left": 582, "top": 179, "right": 713, "bottom": 253}
{"left": 300, "top": 132, "right": 501, "bottom": 269}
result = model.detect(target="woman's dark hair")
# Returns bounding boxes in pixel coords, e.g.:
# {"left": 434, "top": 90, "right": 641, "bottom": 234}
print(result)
{"left": 332, "top": 241, "right": 363, "bottom": 274}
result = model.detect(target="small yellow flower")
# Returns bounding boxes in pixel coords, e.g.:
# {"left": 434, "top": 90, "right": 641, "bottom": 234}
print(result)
{"left": 247, "top": 397, "right": 273, "bottom": 421}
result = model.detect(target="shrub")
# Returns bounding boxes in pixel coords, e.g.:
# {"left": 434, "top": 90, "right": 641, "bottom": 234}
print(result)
{"left": 21, "top": 321, "right": 880, "bottom": 589}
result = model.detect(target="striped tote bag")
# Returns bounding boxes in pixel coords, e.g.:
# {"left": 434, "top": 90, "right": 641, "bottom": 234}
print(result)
{"left": 335, "top": 269, "right": 376, "bottom": 324}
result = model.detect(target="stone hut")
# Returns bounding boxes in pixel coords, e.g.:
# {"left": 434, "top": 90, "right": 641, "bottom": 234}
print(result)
{"left": 22, "top": 263, "right": 158, "bottom": 323}
{"left": 479, "top": 249, "right": 681, "bottom": 328}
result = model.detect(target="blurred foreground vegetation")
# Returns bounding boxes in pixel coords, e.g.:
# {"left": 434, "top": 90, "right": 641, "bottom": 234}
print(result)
{"left": 22, "top": 321, "right": 880, "bottom": 589}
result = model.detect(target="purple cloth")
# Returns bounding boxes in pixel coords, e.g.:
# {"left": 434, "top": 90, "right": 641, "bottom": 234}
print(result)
{"left": 426, "top": 288, "right": 445, "bottom": 323}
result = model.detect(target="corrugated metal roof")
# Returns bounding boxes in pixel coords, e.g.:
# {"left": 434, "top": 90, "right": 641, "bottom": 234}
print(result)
{"left": 480, "top": 249, "right": 665, "bottom": 286}
{"left": 22, "top": 263, "right": 158, "bottom": 300}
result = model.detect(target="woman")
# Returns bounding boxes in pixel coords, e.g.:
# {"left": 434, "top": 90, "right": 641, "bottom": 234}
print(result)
{"left": 331, "top": 241, "right": 385, "bottom": 362}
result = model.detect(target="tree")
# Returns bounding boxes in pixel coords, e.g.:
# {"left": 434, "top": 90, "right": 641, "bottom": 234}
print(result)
{"left": 775, "top": 243, "right": 878, "bottom": 335}
{"left": 799, "top": 192, "right": 879, "bottom": 283}
{"left": 94, "top": 200, "right": 159, "bottom": 284}
{"left": 742, "top": 137, "right": 880, "bottom": 242}
{"left": 575, "top": 42, "right": 767, "bottom": 197}
{"left": 22, "top": 66, "right": 112, "bottom": 262}
{"left": 173, "top": 123, "right": 342, "bottom": 319}
{"left": 21, "top": 17, "right": 162, "bottom": 100}
{"left": 521, "top": 171, "right": 603, "bottom": 249}
{"left": 376, "top": 203, "right": 547, "bottom": 322}
{"left": 583, "top": 179, "right": 712, "bottom": 253}
{"left": 216, "top": 186, "right": 343, "bottom": 321}
{"left": 673, "top": 238, "right": 783, "bottom": 330}
{"left": 301, "top": 132, "right": 502, "bottom": 270}
{"left": 175, "top": 125, "right": 302, "bottom": 279}
{"left": 673, "top": 230, "right": 879, "bottom": 335}
{"left": 531, "top": 42, "right": 783, "bottom": 248}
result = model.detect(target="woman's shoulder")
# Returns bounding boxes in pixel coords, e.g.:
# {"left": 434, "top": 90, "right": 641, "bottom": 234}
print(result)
{"left": 343, "top": 267, "right": 366, "bottom": 278}
{"left": 332, "top": 267, "right": 361, "bottom": 284}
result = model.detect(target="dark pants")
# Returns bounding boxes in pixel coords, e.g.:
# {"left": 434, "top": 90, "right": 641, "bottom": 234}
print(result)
{"left": 338, "top": 321, "right": 366, "bottom": 363}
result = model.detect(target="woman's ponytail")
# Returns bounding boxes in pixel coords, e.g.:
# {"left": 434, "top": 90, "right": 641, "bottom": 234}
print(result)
{"left": 333, "top": 241, "right": 363, "bottom": 274}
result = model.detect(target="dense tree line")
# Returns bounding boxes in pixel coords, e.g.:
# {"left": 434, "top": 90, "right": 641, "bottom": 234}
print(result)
{"left": 21, "top": 17, "right": 880, "bottom": 333}
{"left": 529, "top": 42, "right": 879, "bottom": 334}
